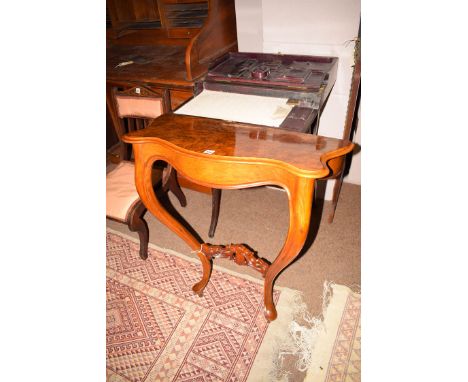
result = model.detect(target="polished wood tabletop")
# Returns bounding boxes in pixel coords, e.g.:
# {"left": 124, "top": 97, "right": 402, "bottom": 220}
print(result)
{"left": 123, "top": 113, "right": 353, "bottom": 178}
{"left": 123, "top": 114, "right": 354, "bottom": 321}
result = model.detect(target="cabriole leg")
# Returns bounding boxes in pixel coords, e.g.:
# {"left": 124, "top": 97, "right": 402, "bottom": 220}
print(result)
{"left": 263, "top": 178, "right": 315, "bottom": 321}
{"left": 133, "top": 146, "right": 210, "bottom": 292}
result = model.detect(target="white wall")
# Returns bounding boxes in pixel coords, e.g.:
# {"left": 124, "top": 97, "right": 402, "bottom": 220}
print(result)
{"left": 234, "top": 0, "right": 361, "bottom": 196}
{"left": 234, "top": 0, "right": 263, "bottom": 52}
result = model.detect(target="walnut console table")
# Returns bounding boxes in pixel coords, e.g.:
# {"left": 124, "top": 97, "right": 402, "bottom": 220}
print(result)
{"left": 122, "top": 114, "right": 354, "bottom": 321}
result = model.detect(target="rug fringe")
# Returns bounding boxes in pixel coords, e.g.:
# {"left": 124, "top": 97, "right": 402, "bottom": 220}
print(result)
{"left": 262, "top": 281, "right": 341, "bottom": 382}
{"left": 247, "top": 287, "right": 305, "bottom": 381}
{"left": 303, "top": 284, "right": 361, "bottom": 382}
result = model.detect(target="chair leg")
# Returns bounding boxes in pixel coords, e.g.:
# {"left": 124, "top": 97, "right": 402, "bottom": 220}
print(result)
{"left": 127, "top": 202, "right": 149, "bottom": 260}
{"left": 328, "top": 170, "right": 344, "bottom": 224}
{"left": 125, "top": 143, "right": 133, "bottom": 161}
{"left": 162, "top": 165, "right": 187, "bottom": 207}
{"left": 208, "top": 188, "right": 221, "bottom": 238}
{"left": 118, "top": 142, "right": 127, "bottom": 161}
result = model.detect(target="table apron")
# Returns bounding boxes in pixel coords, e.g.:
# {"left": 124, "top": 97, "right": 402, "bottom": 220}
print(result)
{"left": 134, "top": 141, "right": 319, "bottom": 192}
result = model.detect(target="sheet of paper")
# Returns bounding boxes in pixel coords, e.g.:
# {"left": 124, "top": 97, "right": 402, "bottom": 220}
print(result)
{"left": 174, "top": 90, "right": 293, "bottom": 127}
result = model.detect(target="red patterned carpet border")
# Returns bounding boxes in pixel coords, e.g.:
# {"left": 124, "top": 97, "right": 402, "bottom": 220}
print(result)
{"left": 106, "top": 231, "right": 280, "bottom": 382}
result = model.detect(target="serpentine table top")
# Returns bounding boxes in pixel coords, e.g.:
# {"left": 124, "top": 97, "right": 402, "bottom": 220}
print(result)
{"left": 123, "top": 113, "right": 354, "bottom": 321}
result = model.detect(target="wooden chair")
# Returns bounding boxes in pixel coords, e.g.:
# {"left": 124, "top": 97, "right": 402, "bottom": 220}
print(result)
{"left": 110, "top": 85, "right": 187, "bottom": 206}
{"left": 106, "top": 85, "right": 221, "bottom": 239}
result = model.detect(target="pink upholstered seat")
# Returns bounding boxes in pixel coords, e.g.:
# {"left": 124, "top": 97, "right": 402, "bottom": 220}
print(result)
{"left": 115, "top": 95, "right": 163, "bottom": 119}
{"left": 106, "top": 161, "right": 140, "bottom": 222}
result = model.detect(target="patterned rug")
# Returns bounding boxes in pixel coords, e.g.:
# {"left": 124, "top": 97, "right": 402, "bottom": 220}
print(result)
{"left": 106, "top": 229, "right": 360, "bottom": 382}
{"left": 106, "top": 229, "right": 300, "bottom": 382}
{"left": 303, "top": 284, "right": 361, "bottom": 382}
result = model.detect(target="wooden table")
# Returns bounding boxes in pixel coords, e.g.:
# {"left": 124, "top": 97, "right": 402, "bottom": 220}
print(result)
{"left": 123, "top": 114, "right": 354, "bottom": 321}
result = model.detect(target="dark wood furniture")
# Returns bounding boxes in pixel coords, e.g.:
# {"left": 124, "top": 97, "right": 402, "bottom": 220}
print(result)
{"left": 122, "top": 114, "right": 354, "bottom": 321}
{"left": 106, "top": 0, "right": 238, "bottom": 119}
{"left": 200, "top": 52, "right": 338, "bottom": 133}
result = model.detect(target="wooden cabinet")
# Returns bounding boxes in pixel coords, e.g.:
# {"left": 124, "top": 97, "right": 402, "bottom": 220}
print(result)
{"left": 106, "top": 0, "right": 237, "bottom": 84}
{"left": 106, "top": 0, "right": 238, "bottom": 155}
{"left": 107, "top": 0, "right": 212, "bottom": 45}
